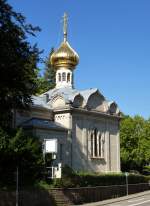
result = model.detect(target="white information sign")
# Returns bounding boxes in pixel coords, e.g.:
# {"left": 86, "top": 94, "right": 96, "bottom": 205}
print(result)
{"left": 44, "top": 139, "right": 57, "bottom": 153}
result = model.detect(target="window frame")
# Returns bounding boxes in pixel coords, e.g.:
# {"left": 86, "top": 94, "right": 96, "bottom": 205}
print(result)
{"left": 62, "top": 72, "right": 66, "bottom": 81}
{"left": 90, "top": 129, "right": 104, "bottom": 159}
{"left": 58, "top": 73, "right": 61, "bottom": 82}
{"left": 67, "top": 73, "right": 71, "bottom": 82}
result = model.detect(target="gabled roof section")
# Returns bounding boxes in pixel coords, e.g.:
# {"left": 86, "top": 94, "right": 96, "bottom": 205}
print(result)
{"left": 79, "top": 88, "right": 98, "bottom": 102}
{"left": 32, "top": 96, "right": 50, "bottom": 109}
{"left": 80, "top": 88, "right": 105, "bottom": 105}
{"left": 21, "top": 118, "right": 68, "bottom": 131}
{"left": 45, "top": 87, "right": 80, "bottom": 105}
{"left": 108, "top": 101, "right": 120, "bottom": 115}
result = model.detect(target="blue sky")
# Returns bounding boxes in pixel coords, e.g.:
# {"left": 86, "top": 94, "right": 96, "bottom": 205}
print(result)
{"left": 8, "top": 0, "right": 150, "bottom": 119}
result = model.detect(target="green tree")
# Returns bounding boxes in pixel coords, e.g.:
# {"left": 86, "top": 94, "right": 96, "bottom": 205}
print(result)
{"left": 37, "top": 48, "right": 55, "bottom": 94}
{"left": 120, "top": 115, "right": 150, "bottom": 173}
{"left": 44, "top": 48, "right": 55, "bottom": 88}
{"left": 0, "top": 0, "right": 41, "bottom": 128}
{"left": 0, "top": 127, "right": 44, "bottom": 187}
{"left": 140, "top": 119, "right": 150, "bottom": 165}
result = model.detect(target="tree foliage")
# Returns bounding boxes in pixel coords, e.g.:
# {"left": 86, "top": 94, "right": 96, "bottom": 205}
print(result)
{"left": 0, "top": 0, "right": 41, "bottom": 128}
{"left": 0, "top": 127, "right": 44, "bottom": 187}
{"left": 43, "top": 48, "right": 55, "bottom": 88}
{"left": 37, "top": 48, "right": 55, "bottom": 94}
{"left": 120, "top": 115, "right": 150, "bottom": 173}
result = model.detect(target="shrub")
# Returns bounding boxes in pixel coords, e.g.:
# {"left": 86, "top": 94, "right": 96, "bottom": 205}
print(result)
{"left": 142, "top": 166, "right": 150, "bottom": 175}
{"left": 128, "top": 174, "right": 148, "bottom": 184}
{"left": 52, "top": 165, "right": 78, "bottom": 188}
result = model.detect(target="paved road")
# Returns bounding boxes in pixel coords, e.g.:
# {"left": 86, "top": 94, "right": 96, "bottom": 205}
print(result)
{"left": 106, "top": 193, "right": 150, "bottom": 206}
{"left": 76, "top": 191, "right": 150, "bottom": 206}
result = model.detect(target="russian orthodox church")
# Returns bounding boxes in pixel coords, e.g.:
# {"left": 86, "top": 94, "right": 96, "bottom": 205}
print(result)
{"left": 16, "top": 13, "right": 121, "bottom": 173}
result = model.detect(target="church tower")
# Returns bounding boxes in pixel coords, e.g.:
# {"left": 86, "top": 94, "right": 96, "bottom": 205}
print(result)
{"left": 50, "top": 13, "right": 79, "bottom": 89}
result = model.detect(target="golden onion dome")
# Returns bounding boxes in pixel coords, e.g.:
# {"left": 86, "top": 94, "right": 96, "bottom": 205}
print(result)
{"left": 50, "top": 41, "right": 79, "bottom": 69}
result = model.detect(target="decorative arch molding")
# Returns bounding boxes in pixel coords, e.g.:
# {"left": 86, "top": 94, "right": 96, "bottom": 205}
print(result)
{"left": 86, "top": 90, "right": 106, "bottom": 112}
{"left": 72, "top": 94, "right": 84, "bottom": 108}
{"left": 49, "top": 94, "right": 66, "bottom": 108}
{"left": 108, "top": 101, "right": 120, "bottom": 115}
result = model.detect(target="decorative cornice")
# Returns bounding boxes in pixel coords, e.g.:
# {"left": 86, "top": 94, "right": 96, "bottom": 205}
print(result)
{"left": 53, "top": 106, "right": 122, "bottom": 120}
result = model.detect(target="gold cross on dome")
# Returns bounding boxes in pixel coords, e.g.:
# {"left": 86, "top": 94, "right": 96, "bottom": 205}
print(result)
{"left": 63, "top": 12, "right": 68, "bottom": 42}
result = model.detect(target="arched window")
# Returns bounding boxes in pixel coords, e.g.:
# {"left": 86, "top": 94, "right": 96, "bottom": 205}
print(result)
{"left": 91, "top": 129, "right": 104, "bottom": 158}
{"left": 99, "top": 134, "right": 101, "bottom": 157}
{"left": 67, "top": 73, "right": 71, "bottom": 82}
{"left": 58, "top": 73, "right": 61, "bottom": 82}
{"left": 62, "top": 72, "right": 66, "bottom": 81}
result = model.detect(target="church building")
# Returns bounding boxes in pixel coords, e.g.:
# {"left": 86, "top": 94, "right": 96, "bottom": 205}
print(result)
{"left": 16, "top": 13, "right": 121, "bottom": 173}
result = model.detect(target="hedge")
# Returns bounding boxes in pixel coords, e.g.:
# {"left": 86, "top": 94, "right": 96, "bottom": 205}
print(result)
{"left": 52, "top": 166, "right": 149, "bottom": 188}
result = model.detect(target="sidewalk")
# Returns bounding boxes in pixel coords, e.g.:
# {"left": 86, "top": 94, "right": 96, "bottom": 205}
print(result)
{"left": 75, "top": 190, "right": 150, "bottom": 206}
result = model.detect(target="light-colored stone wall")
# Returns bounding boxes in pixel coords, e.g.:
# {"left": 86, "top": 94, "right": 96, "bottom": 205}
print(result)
{"left": 55, "top": 113, "right": 72, "bottom": 129}
{"left": 34, "top": 128, "right": 70, "bottom": 167}
{"left": 72, "top": 113, "right": 107, "bottom": 172}
{"left": 54, "top": 108, "right": 120, "bottom": 173}
{"left": 72, "top": 111, "right": 120, "bottom": 173}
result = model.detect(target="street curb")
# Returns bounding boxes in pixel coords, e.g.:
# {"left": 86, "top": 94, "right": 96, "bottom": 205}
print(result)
{"left": 75, "top": 190, "right": 150, "bottom": 206}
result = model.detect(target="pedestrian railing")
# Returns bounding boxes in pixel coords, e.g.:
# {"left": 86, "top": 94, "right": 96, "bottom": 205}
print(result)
{"left": 61, "top": 183, "right": 150, "bottom": 204}
{"left": 0, "top": 183, "right": 149, "bottom": 205}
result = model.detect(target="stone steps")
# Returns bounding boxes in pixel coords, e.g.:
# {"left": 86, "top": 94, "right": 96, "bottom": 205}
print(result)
{"left": 50, "top": 190, "right": 73, "bottom": 206}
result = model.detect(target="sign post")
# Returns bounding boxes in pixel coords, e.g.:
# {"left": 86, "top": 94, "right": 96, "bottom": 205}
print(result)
{"left": 125, "top": 172, "right": 129, "bottom": 196}
{"left": 43, "top": 139, "right": 57, "bottom": 164}
{"left": 44, "top": 139, "right": 57, "bottom": 154}
{"left": 16, "top": 167, "right": 19, "bottom": 206}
